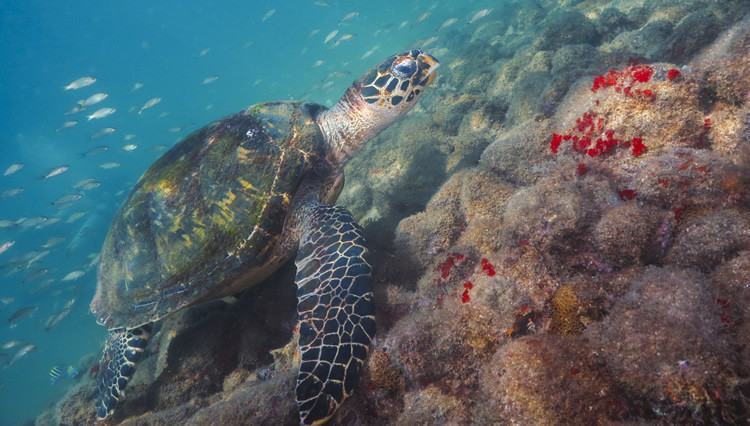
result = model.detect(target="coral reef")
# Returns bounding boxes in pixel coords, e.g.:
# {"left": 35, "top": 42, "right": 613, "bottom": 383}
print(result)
{"left": 41, "top": 3, "right": 750, "bottom": 426}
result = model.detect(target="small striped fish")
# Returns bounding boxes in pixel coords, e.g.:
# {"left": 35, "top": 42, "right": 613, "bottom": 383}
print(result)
{"left": 49, "top": 365, "right": 63, "bottom": 384}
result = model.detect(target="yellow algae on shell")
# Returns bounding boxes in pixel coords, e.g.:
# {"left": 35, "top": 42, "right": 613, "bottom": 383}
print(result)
{"left": 94, "top": 102, "right": 328, "bottom": 328}
{"left": 237, "top": 177, "right": 258, "bottom": 192}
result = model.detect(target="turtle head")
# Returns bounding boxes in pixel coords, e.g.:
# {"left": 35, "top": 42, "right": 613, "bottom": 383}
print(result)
{"left": 317, "top": 49, "right": 439, "bottom": 165}
{"left": 355, "top": 49, "right": 439, "bottom": 115}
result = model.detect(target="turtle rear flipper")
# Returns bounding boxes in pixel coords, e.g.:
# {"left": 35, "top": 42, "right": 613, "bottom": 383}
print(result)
{"left": 294, "top": 202, "right": 375, "bottom": 425}
{"left": 95, "top": 326, "right": 151, "bottom": 420}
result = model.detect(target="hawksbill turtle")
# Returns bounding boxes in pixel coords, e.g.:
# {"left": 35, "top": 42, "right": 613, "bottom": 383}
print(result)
{"left": 89, "top": 49, "right": 439, "bottom": 424}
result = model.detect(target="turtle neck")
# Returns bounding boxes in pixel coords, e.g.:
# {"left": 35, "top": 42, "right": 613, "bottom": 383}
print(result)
{"left": 315, "top": 86, "right": 397, "bottom": 167}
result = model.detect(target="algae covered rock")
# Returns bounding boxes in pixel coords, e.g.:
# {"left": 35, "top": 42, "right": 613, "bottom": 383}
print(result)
{"left": 665, "top": 209, "right": 750, "bottom": 271}
{"left": 476, "top": 334, "right": 623, "bottom": 425}
{"left": 535, "top": 10, "right": 601, "bottom": 51}
{"left": 592, "top": 203, "right": 666, "bottom": 266}
{"left": 395, "top": 385, "right": 469, "bottom": 425}
{"left": 665, "top": 9, "right": 722, "bottom": 63}
{"left": 586, "top": 267, "right": 737, "bottom": 414}
{"left": 505, "top": 71, "right": 552, "bottom": 125}
{"left": 595, "top": 8, "right": 637, "bottom": 41}
{"left": 601, "top": 20, "right": 674, "bottom": 60}
{"left": 501, "top": 177, "right": 595, "bottom": 251}
{"left": 479, "top": 119, "right": 552, "bottom": 186}
{"left": 393, "top": 171, "right": 466, "bottom": 273}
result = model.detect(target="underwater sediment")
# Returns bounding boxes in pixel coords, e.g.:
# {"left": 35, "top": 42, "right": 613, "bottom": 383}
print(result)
{"left": 39, "top": 1, "right": 750, "bottom": 424}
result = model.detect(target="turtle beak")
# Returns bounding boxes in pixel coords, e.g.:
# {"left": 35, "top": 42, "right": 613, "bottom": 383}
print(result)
{"left": 417, "top": 52, "right": 439, "bottom": 85}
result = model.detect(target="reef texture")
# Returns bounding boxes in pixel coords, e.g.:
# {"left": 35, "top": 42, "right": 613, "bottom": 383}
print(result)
{"left": 41, "top": 1, "right": 750, "bottom": 425}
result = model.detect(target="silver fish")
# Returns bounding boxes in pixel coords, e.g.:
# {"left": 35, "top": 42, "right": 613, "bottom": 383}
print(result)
{"left": 24, "top": 268, "right": 49, "bottom": 283}
{"left": 361, "top": 45, "right": 380, "bottom": 60}
{"left": 42, "top": 165, "right": 69, "bottom": 179}
{"left": 25, "top": 250, "right": 49, "bottom": 268}
{"left": 44, "top": 307, "right": 72, "bottom": 331}
{"left": 91, "top": 128, "right": 116, "bottom": 139}
{"left": 0, "top": 219, "right": 15, "bottom": 228}
{"left": 8, "top": 306, "right": 37, "bottom": 327}
{"left": 131, "top": 82, "right": 144, "bottom": 92}
{"left": 122, "top": 144, "right": 138, "bottom": 152}
{"left": 324, "top": 30, "right": 339, "bottom": 44}
{"left": 64, "top": 76, "right": 96, "bottom": 91}
{"left": 138, "top": 97, "right": 161, "bottom": 114}
{"left": 1, "top": 188, "right": 24, "bottom": 199}
{"left": 202, "top": 76, "right": 219, "bottom": 84}
{"left": 56, "top": 120, "right": 78, "bottom": 132}
{"left": 74, "top": 179, "right": 101, "bottom": 190}
{"left": 261, "top": 8, "right": 275, "bottom": 22}
{"left": 0, "top": 297, "right": 14, "bottom": 305}
{"left": 81, "top": 145, "right": 109, "bottom": 157}
{"left": 470, "top": 8, "right": 492, "bottom": 24}
{"left": 86, "top": 253, "right": 100, "bottom": 271}
{"left": 52, "top": 194, "right": 83, "bottom": 207}
{"left": 36, "top": 217, "right": 60, "bottom": 229}
{"left": 123, "top": 134, "right": 136, "bottom": 141}
{"left": 421, "top": 36, "right": 439, "bottom": 48}
{"left": 64, "top": 104, "right": 85, "bottom": 115}
{"left": 334, "top": 34, "right": 354, "bottom": 46}
{"left": 41, "top": 237, "right": 66, "bottom": 249}
{"left": 439, "top": 18, "right": 458, "bottom": 30}
{"left": 0, "top": 241, "right": 14, "bottom": 255}
{"left": 1, "top": 340, "right": 21, "bottom": 350}
{"left": 340, "top": 11, "right": 359, "bottom": 22}
{"left": 65, "top": 211, "right": 87, "bottom": 224}
{"left": 77, "top": 92, "right": 108, "bottom": 107}
{"left": 67, "top": 211, "right": 101, "bottom": 252}
{"left": 62, "top": 270, "right": 85, "bottom": 281}
{"left": 9, "top": 344, "right": 35, "bottom": 364}
{"left": 3, "top": 163, "right": 23, "bottom": 176}
{"left": 98, "top": 162, "right": 121, "bottom": 169}
{"left": 17, "top": 217, "right": 49, "bottom": 228}
{"left": 87, "top": 107, "right": 116, "bottom": 121}
{"left": 199, "top": 48, "right": 210, "bottom": 56}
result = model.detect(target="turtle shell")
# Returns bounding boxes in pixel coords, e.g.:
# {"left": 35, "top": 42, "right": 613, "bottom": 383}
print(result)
{"left": 91, "top": 102, "right": 328, "bottom": 329}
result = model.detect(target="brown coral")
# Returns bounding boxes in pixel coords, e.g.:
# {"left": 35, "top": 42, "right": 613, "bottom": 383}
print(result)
{"left": 549, "top": 284, "right": 584, "bottom": 336}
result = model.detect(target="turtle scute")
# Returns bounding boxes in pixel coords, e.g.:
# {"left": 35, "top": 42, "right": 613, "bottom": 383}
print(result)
{"left": 92, "top": 102, "right": 328, "bottom": 328}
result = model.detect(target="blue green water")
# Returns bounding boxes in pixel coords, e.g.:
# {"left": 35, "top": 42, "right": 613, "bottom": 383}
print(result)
{"left": 0, "top": 1, "right": 499, "bottom": 423}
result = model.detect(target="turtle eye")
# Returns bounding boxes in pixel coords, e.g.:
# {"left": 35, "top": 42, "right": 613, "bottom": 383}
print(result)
{"left": 393, "top": 59, "right": 417, "bottom": 78}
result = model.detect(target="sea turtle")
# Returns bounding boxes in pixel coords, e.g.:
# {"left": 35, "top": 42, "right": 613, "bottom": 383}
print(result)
{"left": 89, "top": 49, "right": 439, "bottom": 424}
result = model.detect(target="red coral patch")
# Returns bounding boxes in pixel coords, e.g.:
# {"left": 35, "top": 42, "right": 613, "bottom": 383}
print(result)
{"left": 631, "top": 137, "right": 647, "bottom": 157}
{"left": 618, "top": 189, "right": 637, "bottom": 201}
{"left": 480, "top": 258, "right": 496, "bottom": 276}
{"left": 437, "top": 253, "right": 466, "bottom": 279}
{"left": 630, "top": 65, "right": 654, "bottom": 83}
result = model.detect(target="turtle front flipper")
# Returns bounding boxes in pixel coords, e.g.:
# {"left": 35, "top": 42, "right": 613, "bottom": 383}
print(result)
{"left": 94, "top": 326, "right": 151, "bottom": 420}
{"left": 294, "top": 202, "right": 375, "bottom": 425}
